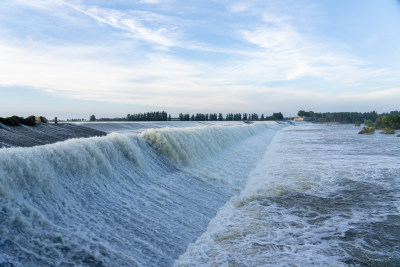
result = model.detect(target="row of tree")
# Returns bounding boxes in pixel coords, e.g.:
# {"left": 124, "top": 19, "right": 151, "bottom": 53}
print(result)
{"left": 178, "top": 112, "right": 284, "bottom": 121}
{"left": 178, "top": 113, "right": 222, "bottom": 121}
{"left": 85, "top": 110, "right": 400, "bottom": 125}
{"left": 126, "top": 111, "right": 169, "bottom": 121}
{"left": 68, "top": 118, "right": 88, "bottom": 122}
{"left": 91, "top": 111, "right": 286, "bottom": 122}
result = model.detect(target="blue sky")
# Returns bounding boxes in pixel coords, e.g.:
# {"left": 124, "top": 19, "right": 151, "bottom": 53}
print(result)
{"left": 0, "top": 0, "right": 399, "bottom": 119}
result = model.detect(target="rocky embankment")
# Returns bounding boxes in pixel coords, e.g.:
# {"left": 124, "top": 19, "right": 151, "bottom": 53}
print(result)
{"left": 0, "top": 123, "right": 107, "bottom": 148}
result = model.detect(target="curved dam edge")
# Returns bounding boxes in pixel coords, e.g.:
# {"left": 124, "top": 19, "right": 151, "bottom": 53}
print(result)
{"left": 0, "top": 123, "right": 107, "bottom": 148}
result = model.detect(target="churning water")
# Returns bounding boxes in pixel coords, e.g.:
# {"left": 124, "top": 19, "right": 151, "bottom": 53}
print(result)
{"left": 0, "top": 122, "right": 399, "bottom": 266}
{"left": 0, "top": 122, "right": 279, "bottom": 266}
{"left": 176, "top": 123, "right": 400, "bottom": 266}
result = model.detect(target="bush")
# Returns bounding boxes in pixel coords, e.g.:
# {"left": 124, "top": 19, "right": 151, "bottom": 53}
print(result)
{"left": 20, "top": 115, "right": 36, "bottom": 126}
{"left": 397, "top": 134, "right": 400, "bottom": 137}
{"left": 358, "top": 127, "right": 375, "bottom": 134}
{"left": 355, "top": 121, "right": 361, "bottom": 126}
{"left": 381, "top": 128, "right": 395, "bottom": 134}
{"left": 375, "top": 114, "right": 400, "bottom": 129}
{"left": 0, "top": 116, "right": 21, "bottom": 126}
{"left": 35, "top": 116, "right": 48, "bottom": 123}
{"left": 0, "top": 115, "right": 38, "bottom": 126}
{"left": 364, "top": 119, "right": 374, "bottom": 127}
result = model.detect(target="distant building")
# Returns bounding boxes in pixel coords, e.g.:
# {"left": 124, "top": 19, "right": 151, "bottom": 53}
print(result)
{"left": 293, "top": 116, "right": 312, "bottom": 121}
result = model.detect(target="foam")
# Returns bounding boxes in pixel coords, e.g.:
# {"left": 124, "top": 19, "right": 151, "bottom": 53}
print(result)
{"left": 175, "top": 123, "right": 400, "bottom": 266}
{"left": 0, "top": 122, "right": 281, "bottom": 266}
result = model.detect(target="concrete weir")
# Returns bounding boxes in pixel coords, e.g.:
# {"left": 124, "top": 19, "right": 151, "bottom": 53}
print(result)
{"left": 0, "top": 123, "right": 107, "bottom": 148}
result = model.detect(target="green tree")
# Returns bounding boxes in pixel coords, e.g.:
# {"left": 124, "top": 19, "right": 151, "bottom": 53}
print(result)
{"left": 272, "top": 112, "right": 283, "bottom": 120}
{"left": 89, "top": 115, "right": 96, "bottom": 121}
{"left": 298, "top": 110, "right": 305, "bottom": 117}
{"left": 375, "top": 114, "right": 400, "bottom": 129}
{"left": 364, "top": 119, "right": 374, "bottom": 127}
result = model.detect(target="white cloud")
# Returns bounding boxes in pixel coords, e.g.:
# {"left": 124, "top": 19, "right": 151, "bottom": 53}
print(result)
{"left": 1, "top": 0, "right": 399, "bottom": 115}
{"left": 11, "top": 0, "right": 63, "bottom": 9}
{"left": 64, "top": 3, "right": 178, "bottom": 47}
{"left": 138, "top": 0, "right": 161, "bottom": 4}
{"left": 339, "top": 88, "right": 400, "bottom": 101}
{"left": 229, "top": 3, "right": 250, "bottom": 13}
{"left": 6, "top": 0, "right": 180, "bottom": 48}
{"left": 234, "top": 12, "right": 381, "bottom": 85}
{"left": 0, "top": 41, "right": 225, "bottom": 109}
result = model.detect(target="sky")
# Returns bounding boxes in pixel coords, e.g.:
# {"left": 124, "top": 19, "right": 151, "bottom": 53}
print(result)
{"left": 1, "top": 0, "right": 400, "bottom": 119}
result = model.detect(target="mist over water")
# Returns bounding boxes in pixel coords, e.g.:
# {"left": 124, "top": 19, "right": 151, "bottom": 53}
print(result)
{"left": 1, "top": 122, "right": 398, "bottom": 266}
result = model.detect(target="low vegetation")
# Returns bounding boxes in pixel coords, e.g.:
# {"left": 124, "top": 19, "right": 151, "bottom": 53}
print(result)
{"left": 374, "top": 114, "right": 400, "bottom": 130}
{"left": 297, "top": 110, "right": 379, "bottom": 123}
{"left": 295, "top": 110, "right": 400, "bottom": 136}
{"left": 381, "top": 128, "right": 395, "bottom": 134}
{"left": 0, "top": 116, "right": 47, "bottom": 127}
{"left": 0, "top": 116, "right": 34, "bottom": 126}
{"left": 357, "top": 114, "right": 400, "bottom": 135}
{"left": 296, "top": 110, "right": 400, "bottom": 126}
{"left": 358, "top": 127, "right": 375, "bottom": 134}
{"left": 364, "top": 119, "right": 375, "bottom": 127}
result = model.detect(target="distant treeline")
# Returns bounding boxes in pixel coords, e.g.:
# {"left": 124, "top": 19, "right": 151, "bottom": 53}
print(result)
{"left": 178, "top": 112, "right": 284, "bottom": 121}
{"left": 297, "top": 110, "right": 381, "bottom": 123}
{"left": 67, "top": 118, "right": 87, "bottom": 122}
{"left": 127, "top": 111, "right": 169, "bottom": 121}
{"left": 93, "top": 111, "right": 285, "bottom": 122}
{"left": 297, "top": 110, "right": 400, "bottom": 125}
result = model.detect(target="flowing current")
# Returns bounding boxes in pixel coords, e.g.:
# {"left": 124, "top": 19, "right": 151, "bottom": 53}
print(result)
{"left": 177, "top": 123, "right": 400, "bottom": 266}
{"left": 0, "top": 122, "right": 279, "bottom": 266}
{"left": 0, "top": 122, "right": 399, "bottom": 266}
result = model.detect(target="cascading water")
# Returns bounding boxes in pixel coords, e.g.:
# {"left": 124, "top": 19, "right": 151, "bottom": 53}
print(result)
{"left": 0, "top": 122, "right": 281, "bottom": 266}
{"left": 2, "top": 122, "right": 398, "bottom": 266}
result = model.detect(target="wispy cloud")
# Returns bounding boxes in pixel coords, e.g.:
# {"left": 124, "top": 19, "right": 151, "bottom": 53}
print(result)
{"left": 229, "top": 3, "right": 251, "bottom": 13}
{"left": 138, "top": 0, "right": 162, "bottom": 4}
{"left": 11, "top": 0, "right": 63, "bottom": 9}
{"left": 6, "top": 0, "right": 181, "bottom": 48}
{"left": 236, "top": 13, "right": 378, "bottom": 84}
{"left": 0, "top": 40, "right": 220, "bottom": 108}
{"left": 64, "top": 3, "right": 179, "bottom": 48}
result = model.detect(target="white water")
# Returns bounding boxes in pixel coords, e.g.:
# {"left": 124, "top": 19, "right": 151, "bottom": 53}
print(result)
{"left": 0, "top": 122, "right": 282, "bottom": 266}
{"left": 2, "top": 122, "right": 398, "bottom": 266}
{"left": 176, "top": 123, "right": 400, "bottom": 266}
